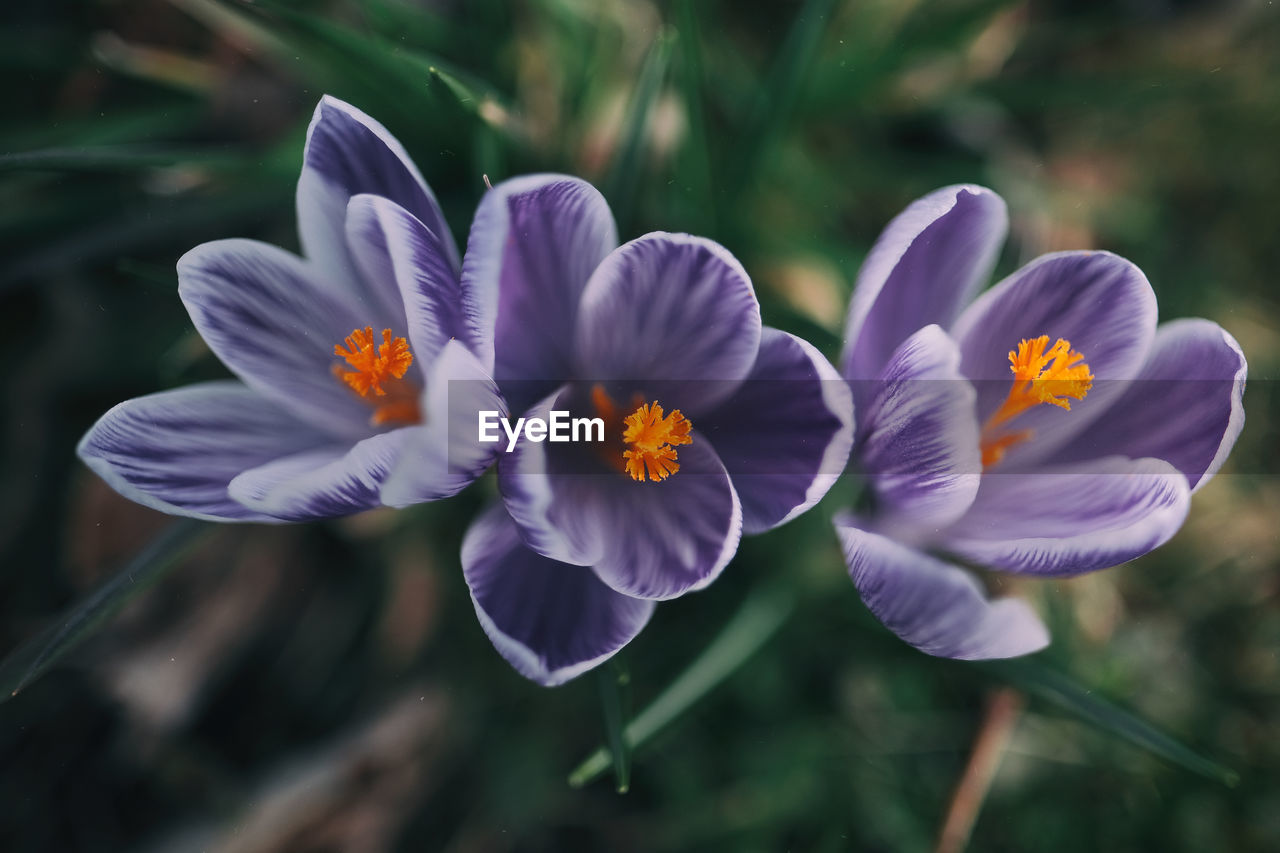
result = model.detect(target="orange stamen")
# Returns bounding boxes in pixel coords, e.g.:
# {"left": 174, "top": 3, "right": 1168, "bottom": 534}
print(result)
{"left": 622, "top": 401, "right": 693, "bottom": 482}
{"left": 333, "top": 327, "right": 420, "bottom": 426}
{"left": 980, "top": 335, "right": 1093, "bottom": 468}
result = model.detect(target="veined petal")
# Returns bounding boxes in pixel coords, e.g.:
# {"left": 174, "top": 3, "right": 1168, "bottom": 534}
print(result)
{"left": 701, "top": 328, "right": 853, "bottom": 534}
{"left": 859, "top": 325, "right": 981, "bottom": 535}
{"left": 346, "top": 195, "right": 478, "bottom": 377}
{"left": 574, "top": 233, "right": 762, "bottom": 415}
{"left": 297, "top": 95, "right": 458, "bottom": 309}
{"left": 498, "top": 391, "right": 742, "bottom": 600}
{"left": 951, "top": 251, "right": 1158, "bottom": 467}
{"left": 77, "top": 381, "right": 329, "bottom": 522}
{"left": 464, "top": 174, "right": 617, "bottom": 406}
{"left": 836, "top": 516, "right": 1049, "bottom": 660}
{"left": 943, "top": 456, "right": 1190, "bottom": 577}
{"left": 462, "top": 504, "right": 655, "bottom": 687}
{"left": 381, "top": 341, "right": 506, "bottom": 507}
{"left": 177, "top": 238, "right": 376, "bottom": 440}
{"left": 228, "top": 428, "right": 411, "bottom": 521}
{"left": 843, "top": 185, "right": 1007, "bottom": 388}
{"left": 1050, "top": 319, "right": 1247, "bottom": 492}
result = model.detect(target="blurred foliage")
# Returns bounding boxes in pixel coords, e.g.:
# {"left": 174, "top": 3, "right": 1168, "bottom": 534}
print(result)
{"left": 2, "top": 0, "right": 1279, "bottom": 850}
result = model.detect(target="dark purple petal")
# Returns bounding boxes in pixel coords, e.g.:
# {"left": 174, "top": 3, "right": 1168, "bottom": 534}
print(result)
{"left": 700, "top": 328, "right": 853, "bottom": 534}
{"left": 499, "top": 391, "right": 742, "bottom": 600}
{"left": 177, "top": 238, "right": 377, "bottom": 440}
{"left": 464, "top": 174, "right": 617, "bottom": 409}
{"left": 574, "top": 233, "right": 762, "bottom": 415}
{"left": 943, "top": 456, "right": 1190, "bottom": 577}
{"left": 859, "top": 325, "right": 981, "bottom": 535}
{"left": 951, "top": 251, "right": 1158, "bottom": 467}
{"left": 381, "top": 341, "right": 506, "bottom": 506}
{"left": 1050, "top": 319, "right": 1247, "bottom": 492}
{"left": 836, "top": 516, "right": 1049, "bottom": 660}
{"left": 228, "top": 429, "right": 410, "bottom": 521}
{"left": 842, "top": 185, "right": 1007, "bottom": 389}
{"left": 76, "top": 381, "right": 330, "bottom": 522}
{"left": 462, "top": 504, "right": 655, "bottom": 686}
{"left": 346, "top": 195, "right": 480, "bottom": 377}
{"left": 297, "top": 96, "right": 457, "bottom": 308}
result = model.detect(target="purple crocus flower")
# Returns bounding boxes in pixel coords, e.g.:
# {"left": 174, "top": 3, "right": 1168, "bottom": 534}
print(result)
{"left": 835, "top": 185, "right": 1247, "bottom": 659}
{"left": 434, "top": 175, "right": 854, "bottom": 685}
{"left": 79, "top": 96, "right": 501, "bottom": 521}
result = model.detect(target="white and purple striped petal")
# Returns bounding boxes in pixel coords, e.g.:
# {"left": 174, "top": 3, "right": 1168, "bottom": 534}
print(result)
{"left": 465, "top": 175, "right": 617, "bottom": 408}
{"left": 701, "top": 329, "right": 853, "bottom": 534}
{"left": 842, "top": 185, "right": 1007, "bottom": 388}
{"left": 858, "top": 325, "right": 981, "bottom": 536}
{"left": 836, "top": 517, "right": 1049, "bottom": 660}
{"left": 951, "top": 251, "right": 1158, "bottom": 468}
{"left": 381, "top": 341, "right": 506, "bottom": 507}
{"left": 77, "top": 381, "right": 331, "bottom": 522}
{"left": 1050, "top": 319, "right": 1246, "bottom": 492}
{"left": 297, "top": 95, "right": 458, "bottom": 308}
{"left": 574, "top": 233, "right": 762, "bottom": 416}
{"left": 176, "top": 238, "right": 375, "bottom": 440}
{"left": 462, "top": 504, "right": 654, "bottom": 687}
{"left": 228, "top": 428, "right": 412, "bottom": 521}
{"left": 943, "top": 456, "right": 1190, "bottom": 577}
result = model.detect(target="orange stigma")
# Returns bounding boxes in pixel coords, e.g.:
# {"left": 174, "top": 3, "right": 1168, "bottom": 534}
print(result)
{"left": 980, "top": 335, "right": 1093, "bottom": 468}
{"left": 333, "top": 327, "right": 420, "bottom": 426}
{"left": 622, "top": 401, "right": 693, "bottom": 482}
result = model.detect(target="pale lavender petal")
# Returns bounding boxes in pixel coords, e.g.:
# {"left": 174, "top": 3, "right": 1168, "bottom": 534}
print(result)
{"left": 381, "top": 341, "right": 506, "bottom": 507}
{"left": 462, "top": 504, "right": 655, "bottom": 687}
{"left": 950, "top": 251, "right": 1158, "bottom": 467}
{"left": 346, "top": 195, "right": 479, "bottom": 378}
{"left": 700, "top": 329, "right": 853, "bottom": 534}
{"left": 177, "top": 238, "right": 376, "bottom": 440}
{"left": 943, "top": 456, "right": 1190, "bottom": 577}
{"left": 574, "top": 233, "right": 762, "bottom": 415}
{"left": 1050, "top": 319, "right": 1247, "bottom": 492}
{"left": 859, "top": 325, "right": 981, "bottom": 535}
{"left": 836, "top": 516, "right": 1049, "bottom": 660}
{"left": 499, "top": 391, "right": 742, "bottom": 600}
{"left": 77, "top": 381, "right": 330, "bottom": 522}
{"left": 297, "top": 95, "right": 457, "bottom": 308}
{"left": 464, "top": 175, "right": 617, "bottom": 407}
{"left": 228, "top": 429, "right": 410, "bottom": 521}
{"left": 842, "top": 185, "right": 1007, "bottom": 387}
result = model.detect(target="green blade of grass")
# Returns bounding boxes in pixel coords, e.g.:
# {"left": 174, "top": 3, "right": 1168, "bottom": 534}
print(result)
{"left": 602, "top": 30, "right": 673, "bottom": 232}
{"left": 979, "top": 657, "right": 1239, "bottom": 786}
{"left": 568, "top": 583, "right": 795, "bottom": 788}
{"left": 0, "top": 146, "right": 235, "bottom": 173}
{"left": 0, "top": 519, "right": 211, "bottom": 703}
{"left": 597, "top": 663, "right": 633, "bottom": 793}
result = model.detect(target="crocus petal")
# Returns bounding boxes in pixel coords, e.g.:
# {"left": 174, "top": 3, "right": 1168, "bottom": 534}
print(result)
{"left": 297, "top": 95, "right": 458, "bottom": 309}
{"left": 228, "top": 429, "right": 410, "bottom": 521}
{"left": 77, "top": 381, "right": 330, "bottom": 522}
{"left": 177, "top": 238, "right": 376, "bottom": 440}
{"left": 842, "top": 185, "right": 1007, "bottom": 389}
{"left": 835, "top": 517, "right": 1049, "bottom": 660}
{"left": 464, "top": 175, "right": 617, "bottom": 407}
{"left": 462, "top": 504, "right": 655, "bottom": 687}
{"left": 499, "top": 391, "right": 742, "bottom": 600}
{"left": 951, "top": 251, "right": 1158, "bottom": 467}
{"left": 700, "top": 328, "right": 853, "bottom": 534}
{"left": 1050, "top": 318, "right": 1247, "bottom": 492}
{"left": 574, "top": 233, "right": 762, "bottom": 415}
{"left": 381, "top": 341, "right": 506, "bottom": 506}
{"left": 346, "top": 194, "right": 481, "bottom": 376}
{"left": 943, "top": 456, "right": 1190, "bottom": 577}
{"left": 859, "top": 325, "right": 981, "bottom": 536}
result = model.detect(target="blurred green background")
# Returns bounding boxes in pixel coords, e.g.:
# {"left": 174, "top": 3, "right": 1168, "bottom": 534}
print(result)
{"left": 2, "top": 0, "right": 1278, "bottom": 850}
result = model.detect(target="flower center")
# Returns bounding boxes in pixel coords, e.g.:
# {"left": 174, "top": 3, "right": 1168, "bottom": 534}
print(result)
{"left": 979, "top": 335, "right": 1093, "bottom": 468}
{"left": 332, "top": 326, "right": 421, "bottom": 426}
{"left": 622, "top": 401, "right": 693, "bottom": 482}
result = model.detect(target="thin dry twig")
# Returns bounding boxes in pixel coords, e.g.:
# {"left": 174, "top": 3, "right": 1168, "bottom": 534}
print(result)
{"left": 936, "top": 687, "right": 1025, "bottom": 853}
